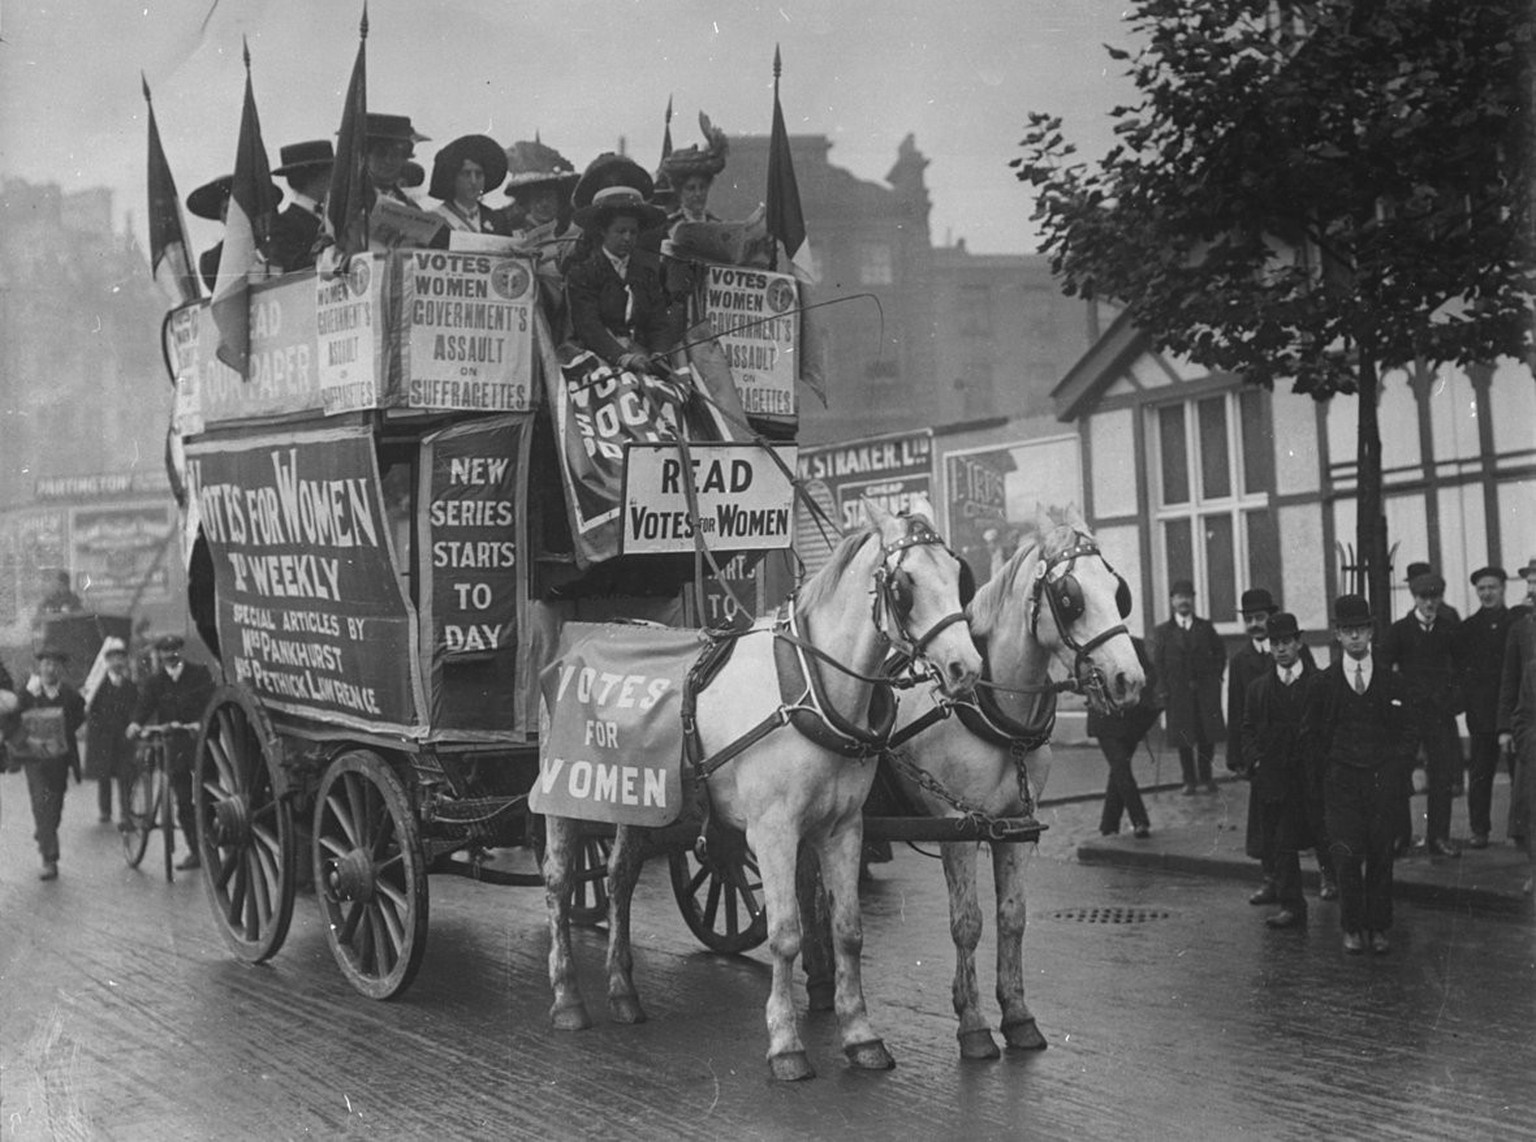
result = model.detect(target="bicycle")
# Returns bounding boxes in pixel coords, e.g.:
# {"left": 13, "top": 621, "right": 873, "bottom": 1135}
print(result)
{"left": 122, "top": 722, "right": 199, "bottom": 883}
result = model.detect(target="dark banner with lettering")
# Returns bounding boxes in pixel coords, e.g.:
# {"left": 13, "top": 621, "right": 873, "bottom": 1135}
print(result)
{"left": 419, "top": 415, "right": 530, "bottom": 733}
{"left": 184, "top": 426, "right": 418, "bottom": 733}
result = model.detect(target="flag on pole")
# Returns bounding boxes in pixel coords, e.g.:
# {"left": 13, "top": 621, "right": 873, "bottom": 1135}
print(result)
{"left": 662, "top": 94, "right": 674, "bottom": 160}
{"left": 325, "top": 5, "right": 370, "bottom": 260}
{"left": 211, "top": 38, "right": 279, "bottom": 376}
{"left": 766, "top": 45, "right": 812, "bottom": 277}
{"left": 142, "top": 75, "right": 200, "bottom": 306}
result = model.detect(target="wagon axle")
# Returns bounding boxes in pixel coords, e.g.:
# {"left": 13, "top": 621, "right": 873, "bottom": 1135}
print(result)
{"left": 324, "top": 849, "right": 378, "bottom": 904}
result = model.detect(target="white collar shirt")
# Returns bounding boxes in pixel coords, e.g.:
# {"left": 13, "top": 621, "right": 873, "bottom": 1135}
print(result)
{"left": 291, "top": 191, "right": 322, "bottom": 217}
{"left": 1346, "top": 655, "right": 1373, "bottom": 692}
{"left": 603, "top": 248, "right": 630, "bottom": 280}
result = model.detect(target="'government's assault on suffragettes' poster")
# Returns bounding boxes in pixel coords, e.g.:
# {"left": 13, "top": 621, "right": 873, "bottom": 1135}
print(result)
{"left": 184, "top": 426, "right": 418, "bottom": 734}
{"left": 317, "top": 256, "right": 383, "bottom": 414}
{"left": 702, "top": 265, "right": 798, "bottom": 425}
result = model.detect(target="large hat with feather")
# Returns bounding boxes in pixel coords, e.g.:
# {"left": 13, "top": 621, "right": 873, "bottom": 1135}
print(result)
{"left": 503, "top": 138, "right": 580, "bottom": 200}
{"left": 658, "top": 112, "right": 728, "bottom": 181}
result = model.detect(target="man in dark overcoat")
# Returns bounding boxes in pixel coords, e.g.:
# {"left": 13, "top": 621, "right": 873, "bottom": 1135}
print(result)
{"left": 129, "top": 634, "right": 216, "bottom": 870}
{"left": 1497, "top": 558, "right": 1536, "bottom": 891}
{"left": 1302, "top": 595, "right": 1417, "bottom": 955}
{"left": 1381, "top": 570, "right": 1462, "bottom": 857}
{"left": 1151, "top": 578, "right": 1227, "bottom": 794}
{"left": 1242, "top": 613, "right": 1323, "bottom": 928}
{"left": 1458, "top": 566, "right": 1521, "bottom": 848}
{"left": 86, "top": 637, "right": 140, "bottom": 826}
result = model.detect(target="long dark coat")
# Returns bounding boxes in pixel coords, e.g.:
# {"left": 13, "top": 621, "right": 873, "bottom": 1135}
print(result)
{"left": 1151, "top": 616, "right": 1227, "bottom": 745}
{"left": 1242, "top": 662, "right": 1323, "bottom": 857}
{"left": 1458, "top": 605, "right": 1521, "bottom": 734}
{"left": 1498, "top": 613, "right": 1536, "bottom": 840}
{"left": 85, "top": 673, "right": 139, "bottom": 781}
{"left": 565, "top": 250, "right": 683, "bottom": 366}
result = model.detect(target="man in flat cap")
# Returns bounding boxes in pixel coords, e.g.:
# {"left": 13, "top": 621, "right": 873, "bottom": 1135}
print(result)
{"left": 129, "top": 634, "right": 216, "bottom": 870}
{"left": 17, "top": 645, "right": 86, "bottom": 880}
{"left": 1457, "top": 566, "right": 1520, "bottom": 848}
{"left": 1151, "top": 578, "right": 1227, "bottom": 794}
{"left": 1382, "top": 569, "right": 1462, "bottom": 856}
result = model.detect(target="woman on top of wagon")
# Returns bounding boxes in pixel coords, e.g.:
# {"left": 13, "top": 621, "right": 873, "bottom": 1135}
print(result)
{"left": 563, "top": 155, "right": 684, "bottom": 376}
{"left": 657, "top": 111, "right": 728, "bottom": 228}
{"left": 426, "top": 134, "right": 511, "bottom": 237}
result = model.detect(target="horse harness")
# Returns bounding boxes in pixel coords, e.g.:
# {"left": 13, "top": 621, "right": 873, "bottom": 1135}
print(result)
{"left": 680, "top": 520, "right": 967, "bottom": 783}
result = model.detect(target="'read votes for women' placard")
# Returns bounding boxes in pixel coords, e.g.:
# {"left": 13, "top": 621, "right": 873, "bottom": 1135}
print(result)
{"left": 184, "top": 425, "right": 419, "bottom": 734}
{"left": 398, "top": 250, "right": 537, "bottom": 413}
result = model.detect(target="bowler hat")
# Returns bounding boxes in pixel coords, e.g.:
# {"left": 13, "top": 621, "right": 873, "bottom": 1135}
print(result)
{"left": 1239, "top": 587, "right": 1277, "bottom": 616}
{"left": 1469, "top": 566, "right": 1507, "bottom": 585}
{"left": 34, "top": 644, "right": 68, "bottom": 662}
{"left": 1519, "top": 557, "right": 1536, "bottom": 579}
{"left": 1409, "top": 572, "right": 1446, "bottom": 597}
{"left": 503, "top": 139, "right": 580, "bottom": 199}
{"left": 428, "top": 134, "right": 508, "bottom": 201}
{"left": 572, "top": 185, "right": 667, "bottom": 232}
{"left": 365, "top": 113, "right": 429, "bottom": 144}
{"left": 1403, "top": 561, "right": 1433, "bottom": 583}
{"left": 1168, "top": 578, "right": 1195, "bottom": 597}
{"left": 273, "top": 139, "right": 335, "bottom": 178}
{"left": 155, "top": 633, "right": 186, "bottom": 652}
{"left": 1332, "top": 594, "right": 1373, "bottom": 626}
{"left": 1266, "top": 612, "right": 1301, "bottom": 641}
{"left": 571, "top": 153, "right": 655, "bottom": 211}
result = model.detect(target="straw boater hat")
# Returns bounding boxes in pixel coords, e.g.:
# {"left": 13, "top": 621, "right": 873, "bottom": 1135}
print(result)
{"left": 572, "top": 186, "right": 667, "bottom": 232}
{"left": 657, "top": 111, "right": 728, "bottom": 184}
{"left": 272, "top": 139, "right": 335, "bottom": 179}
{"left": 502, "top": 138, "right": 580, "bottom": 202}
{"left": 428, "top": 134, "right": 508, "bottom": 201}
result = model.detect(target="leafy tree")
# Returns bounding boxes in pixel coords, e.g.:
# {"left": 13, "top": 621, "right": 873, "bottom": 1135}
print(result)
{"left": 1015, "top": 0, "right": 1533, "bottom": 616}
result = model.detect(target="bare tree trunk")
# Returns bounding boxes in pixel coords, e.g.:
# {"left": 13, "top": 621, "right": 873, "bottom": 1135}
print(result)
{"left": 1354, "top": 351, "right": 1390, "bottom": 627}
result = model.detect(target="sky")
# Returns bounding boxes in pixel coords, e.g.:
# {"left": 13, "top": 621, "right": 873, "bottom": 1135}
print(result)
{"left": 0, "top": 0, "right": 1142, "bottom": 257}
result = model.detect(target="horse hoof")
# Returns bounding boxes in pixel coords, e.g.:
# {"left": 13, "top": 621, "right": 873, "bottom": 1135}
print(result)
{"left": 609, "top": 996, "right": 648, "bottom": 1025}
{"left": 958, "top": 1028, "right": 1001, "bottom": 1060}
{"left": 1002, "top": 1017, "right": 1048, "bottom": 1051}
{"left": 806, "top": 981, "right": 836, "bottom": 1012}
{"left": 549, "top": 1003, "right": 592, "bottom": 1032}
{"left": 769, "top": 1051, "right": 816, "bottom": 1082}
{"left": 844, "top": 1039, "right": 896, "bottom": 1071}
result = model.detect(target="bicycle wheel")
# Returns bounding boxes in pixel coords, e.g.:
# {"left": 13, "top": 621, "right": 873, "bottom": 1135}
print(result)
{"left": 161, "top": 752, "right": 177, "bottom": 883}
{"left": 121, "top": 764, "right": 159, "bottom": 869}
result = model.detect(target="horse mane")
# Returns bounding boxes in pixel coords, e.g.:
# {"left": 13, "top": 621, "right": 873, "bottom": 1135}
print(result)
{"left": 797, "top": 526, "right": 878, "bottom": 614}
{"left": 968, "top": 515, "right": 1088, "bottom": 639}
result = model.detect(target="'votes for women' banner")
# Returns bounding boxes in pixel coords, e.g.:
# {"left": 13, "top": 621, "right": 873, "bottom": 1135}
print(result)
{"left": 184, "top": 426, "right": 419, "bottom": 734}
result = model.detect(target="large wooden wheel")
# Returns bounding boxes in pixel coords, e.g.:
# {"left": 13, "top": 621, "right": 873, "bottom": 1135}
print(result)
{"left": 195, "top": 687, "right": 296, "bottom": 963}
{"left": 668, "top": 831, "right": 767, "bottom": 954}
{"left": 313, "top": 750, "right": 429, "bottom": 1000}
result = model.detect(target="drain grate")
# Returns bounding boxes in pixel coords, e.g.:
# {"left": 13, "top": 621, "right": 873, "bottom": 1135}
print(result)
{"left": 1050, "top": 906, "right": 1172, "bottom": 924}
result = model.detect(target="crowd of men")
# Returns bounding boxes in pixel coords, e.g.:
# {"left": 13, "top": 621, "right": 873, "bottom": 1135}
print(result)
{"left": 1142, "top": 559, "right": 1536, "bottom": 956}
{"left": 1, "top": 634, "right": 214, "bottom": 880}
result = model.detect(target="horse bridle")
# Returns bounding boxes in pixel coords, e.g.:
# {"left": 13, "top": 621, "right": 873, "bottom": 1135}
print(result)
{"left": 1030, "top": 532, "right": 1132, "bottom": 705}
{"left": 872, "top": 518, "right": 972, "bottom": 665}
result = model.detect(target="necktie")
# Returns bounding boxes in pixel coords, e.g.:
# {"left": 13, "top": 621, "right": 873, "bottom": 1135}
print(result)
{"left": 1353, "top": 664, "right": 1366, "bottom": 694}
{"left": 1281, "top": 667, "right": 1294, "bottom": 686}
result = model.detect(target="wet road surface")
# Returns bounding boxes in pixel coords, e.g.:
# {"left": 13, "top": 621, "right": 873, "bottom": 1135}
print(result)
{"left": 2, "top": 770, "right": 1533, "bottom": 1140}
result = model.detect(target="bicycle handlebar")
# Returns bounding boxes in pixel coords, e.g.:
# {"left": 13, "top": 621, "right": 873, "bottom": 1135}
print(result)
{"left": 136, "top": 722, "right": 200, "bottom": 738}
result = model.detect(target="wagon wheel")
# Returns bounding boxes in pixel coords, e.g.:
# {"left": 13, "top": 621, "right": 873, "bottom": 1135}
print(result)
{"left": 668, "top": 831, "right": 767, "bottom": 954}
{"left": 195, "top": 687, "right": 297, "bottom": 964}
{"left": 531, "top": 821, "right": 612, "bottom": 928}
{"left": 313, "top": 750, "right": 429, "bottom": 1000}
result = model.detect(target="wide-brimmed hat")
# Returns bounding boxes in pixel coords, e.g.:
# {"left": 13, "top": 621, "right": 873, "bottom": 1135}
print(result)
{"left": 273, "top": 139, "right": 335, "bottom": 178}
{"left": 1239, "top": 587, "right": 1277, "bottom": 616}
{"left": 1469, "top": 565, "right": 1508, "bottom": 585}
{"left": 34, "top": 644, "right": 69, "bottom": 663}
{"left": 1168, "top": 578, "right": 1195, "bottom": 597}
{"left": 1266, "top": 612, "right": 1301, "bottom": 641}
{"left": 1332, "top": 594, "right": 1373, "bottom": 626}
{"left": 187, "top": 175, "right": 233, "bottom": 221}
{"left": 428, "top": 134, "right": 507, "bottom": 201}
{"left": 503, "top": 139, "right": 580, "bottom": 199}
{"left": 1409, "top": 571, "right": 1446, "bottom": 597}
{"left": 573, "top": 185, "right": 667, "bottom": 232}
{"left": 365, "top": 113, "right": 429, "bottom": 144}
{"left": 657, "top": 111, "right": 728, "bottom": 182}
{"left": 571, "top": 153, "right": 655, "bottom": 211}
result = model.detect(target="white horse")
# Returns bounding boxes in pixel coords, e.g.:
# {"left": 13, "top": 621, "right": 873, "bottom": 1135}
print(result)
{"left": 873, "top": 505, "right": 1145, "bottom": 1058}
{"left": 543, "top": 501, "right": 983, "bottom": 1081}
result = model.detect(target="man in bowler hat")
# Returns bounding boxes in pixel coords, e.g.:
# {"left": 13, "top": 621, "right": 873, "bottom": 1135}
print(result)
{"left": 1302, "top": 595, "right": 1417, "bottom": 954}
{"left": 129, "top": 634, "right": 216, "bottom": 870}
{"left": 1151, "top": 578, "right": 1227, "bottom": 793}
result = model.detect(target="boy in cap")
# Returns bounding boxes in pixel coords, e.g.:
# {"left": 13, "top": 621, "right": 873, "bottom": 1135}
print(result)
{"left": 1458, "top": 566, "right": 1519, "bottom": 847}
{"left": 1302, "top": 595, "right": 1417, "bottom": 954}
{"left": 17, "top": 645, "right": 87, "bottom": 880}
{"left": 1151, "top": 578, "right": 1227, "bottom": 794}
{"left": 1382, "top": 569, "right": 1463, "bottom": 856}
{"left": 86, "top": 636, "right": 139, "bottom": 826}
{"left": 129, "top": 634, "right": 216, "bottom": 870}
{"left": 1241, "top": 613, "right": 1325, "bottom": 928}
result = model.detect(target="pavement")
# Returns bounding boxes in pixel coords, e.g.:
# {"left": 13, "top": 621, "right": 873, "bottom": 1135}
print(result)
{"left": 1037, "top": 740, "right": 1534, "bottom": 917}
